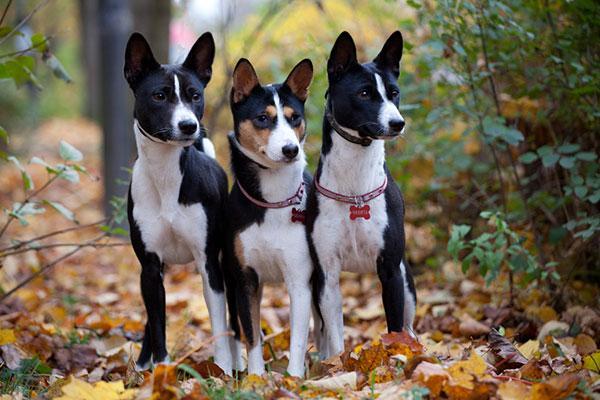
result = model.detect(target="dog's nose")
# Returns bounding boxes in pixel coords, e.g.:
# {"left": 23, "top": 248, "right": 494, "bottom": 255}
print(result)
{"left": 282, "top": 144, "right": 299, "bottom": 159}
{"left": 389, "top": 119, "right": 405, "bottom": 132}
{"left": 178, "top": 120, "right": 198, "bottom": 135}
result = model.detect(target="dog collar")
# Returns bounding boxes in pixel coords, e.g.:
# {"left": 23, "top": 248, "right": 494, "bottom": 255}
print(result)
{"left": 237, "top": 180, "right": 305, "bottom": 209}
{"left": 325, "top": 103, "right": 373, "bottom": 147}
{"left": 135, "top": 120, "right": 163, "bottom": 144}
{"left": 314, "top": 176, "right": 387, "bottom": 221}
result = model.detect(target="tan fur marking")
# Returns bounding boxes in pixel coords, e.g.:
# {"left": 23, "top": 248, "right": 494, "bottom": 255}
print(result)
{"left": 294, "top": 120, "right": 306, "bottom": 141}
{"left": 234, "top": 234, "right": 245, "bottom": 266}
{"left": 283, "top": 106, "right": 294, "bottom": 119}
{"left": 265, "top": 105, "right": 277, "bottom": 119}
{"left": 238, "top": 120, "right": 270, "bottom": 155}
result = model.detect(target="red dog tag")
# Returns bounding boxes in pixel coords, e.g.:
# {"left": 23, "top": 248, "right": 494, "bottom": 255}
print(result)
{"left": 291, "top": 208, "right": 306, "bottom": 224}
{"left": 349, "top": 204, "right": 370, "bottom": 220}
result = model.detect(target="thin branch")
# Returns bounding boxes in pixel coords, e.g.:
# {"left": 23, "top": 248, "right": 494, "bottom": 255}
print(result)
{"left": 0, "top": 218, "right": 108, "bottom": 253}
{"left": 0, "top": 173, "right": 60, "bottom": 240}
{"left": 0, "top": 37, "right": 50, "bottom": 59}
{"left": 0, "top": 233, "right": 106, "bottom": 303}
{"left": 0, "top": 0, "right": 13, "bottom": 27}
{"left": 0, "top": 0, "right": 49, "bottom": 47}
{"left": 0, "top": 240, "right": 126, "bottom": 258}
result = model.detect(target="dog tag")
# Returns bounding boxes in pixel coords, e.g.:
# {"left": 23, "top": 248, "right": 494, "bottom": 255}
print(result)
{"left": 291, "top": 208, "right": 306, "bottom": 224}
{"left": 350, "top": 204, "right": 370, "bottom": 220}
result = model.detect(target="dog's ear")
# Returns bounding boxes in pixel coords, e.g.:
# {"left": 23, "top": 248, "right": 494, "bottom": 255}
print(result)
{"left": 183, "top": 32, "right": 215, "bottom": 85}
{"left": 284, "top": 59, "right": 313, "bottom": 102}
{"left": 124, "top": 32, "right": 160, "bottom": 89}
{"left": 373, "top": 31, "right": 403, "bottom": 77}
{"left": 327, "top": 31, "right": 357, "bottom": 78}
{"left": 231, "top": 58, "right": 260, "bottom": 104}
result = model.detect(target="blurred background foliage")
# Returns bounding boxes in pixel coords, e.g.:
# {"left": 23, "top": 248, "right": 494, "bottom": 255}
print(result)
{"left": 0, "top": 0, "right": 598, "bottom": 305}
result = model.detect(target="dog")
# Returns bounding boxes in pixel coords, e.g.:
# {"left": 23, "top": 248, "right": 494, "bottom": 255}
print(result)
{"left": 305, "top": 31, "right": 417, "bottom": 359}
{"left": 124, "top": 32, "right": 236, "bottom": 373}
{"left": 224, "top": 58, "right": 314, "bottom": 376}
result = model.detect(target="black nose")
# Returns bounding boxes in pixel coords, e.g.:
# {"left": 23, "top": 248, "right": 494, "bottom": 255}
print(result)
{"left": 282, "top": 144, "right": 299, "bottom": 159}
{"left": 178, "top": 120, "right": 198, "bottom": 135}
{"left": 389, "top": 119, "right": 405, "bottom": 132}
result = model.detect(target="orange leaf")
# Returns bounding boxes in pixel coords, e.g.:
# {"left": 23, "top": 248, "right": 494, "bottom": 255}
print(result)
{"left": 530, "top": 374, "right": 580, "bottom": 400}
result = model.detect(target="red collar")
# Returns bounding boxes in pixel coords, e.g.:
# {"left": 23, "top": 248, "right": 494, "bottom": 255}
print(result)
{"left": 237, "top": 181, "right": 305, "bottom": 209}
{"left": 314, "top": 176, "right": 387, "bottom": 205}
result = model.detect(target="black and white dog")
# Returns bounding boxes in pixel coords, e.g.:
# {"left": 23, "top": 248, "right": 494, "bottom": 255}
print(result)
{"left": 224, "top": 58, "right": 313, "bottom": 376}
{"left": 306, "top": 31, "right": 417, "bottom": 358}
{"left": 124, "top": 32, "right": 236, "bottom": 373}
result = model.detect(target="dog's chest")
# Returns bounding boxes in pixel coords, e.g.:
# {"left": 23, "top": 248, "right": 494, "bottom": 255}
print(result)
{"left": 131, "top": 157, "right": 207, "bottom": 265}
{"left": 238, "top": 207, "right": 308, "bottom": 283}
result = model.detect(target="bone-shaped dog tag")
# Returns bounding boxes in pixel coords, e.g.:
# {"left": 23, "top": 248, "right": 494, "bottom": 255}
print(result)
{"left": 291, "top": 208, "right": 306, "bottom": 224}
{"left": 349, "top": 204, "right": 370, "bottom": 220}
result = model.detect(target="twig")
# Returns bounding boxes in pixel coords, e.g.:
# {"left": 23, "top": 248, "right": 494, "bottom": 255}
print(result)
{"left": 0, "top": 37, "right": 50, "bottom": 59}
{"left": 0, "top": 240, "right": 126, "bottom": 258}
{"left": 0, "top": 0, "right": 13, "bottom": 27}
{"left": 0, "top": 233, "right": 106, "bottom": 303}
{"left": 0, "top": 0, "right": 49, "bottom": 47}
{"left": 0, "top": 218, "right": 107, "bottom": 253}
{"left": 0, "top": 173, "right": 59, "bottom": 240}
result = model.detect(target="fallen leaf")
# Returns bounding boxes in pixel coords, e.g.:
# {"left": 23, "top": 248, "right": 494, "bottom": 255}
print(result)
{"left": 537, "top": 320, "right": 569, "bottom": 341}
{"left": 151, "top": 363, "right": 179, "bottom": 400}
{"left": 488, "top": 329, "right": 528, "bottom": 371}
{"left": 412, "top": 361, "right": 449, "bottom": 397}
{"left": 0, "top": 329, "right": 16, "bottom": 346}
{"left": 459, "top": 316, "right": 490, "bottom": 337}
{"left": 530, "top": 373, "right": 579, "bottom": 400}
{"left": 574, "top": 333, "right": 597, "bottom": 355}
{"left": 517, "top": 340, "right": 540, "bottom": 360}
{"left": 55, "top": 376, "right": 137, "bottom": 400}
{"left": 497, "top": 379, "right": 531, "bottom": 400}
{"left": 305, "top": 371, "right": 358, "bottom": 390}
{"left": 583, "top": 351, "right": 600, "bottom": 373}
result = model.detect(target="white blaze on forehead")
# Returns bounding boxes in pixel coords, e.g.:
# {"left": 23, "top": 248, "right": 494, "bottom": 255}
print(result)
{"left": 172, "top": 74, "right": 198, "bottom": 136}
{"left": 265, "top": 90, "right": 300, "bottom": 161}
{"left": 375, "top": 73, "right": 403, "bottom": 129}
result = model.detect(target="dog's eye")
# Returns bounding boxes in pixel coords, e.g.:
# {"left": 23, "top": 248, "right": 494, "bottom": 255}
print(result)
{"left": 291, "top": 113, "right": 300, "bottom": 121}
{"left": 191, "top": 93, "right": 201, "bottom": 102}
{"left": 152, "top": 92, "right": 166, "bottom": 101}
{"left": 390, "top": 89, "right": 399, "bottom": 98}
{"left": 256, "top": 114, "right": 268, "bottom": 123}
{"left": 357, "top": 89, "right": 370, "bottom": 99}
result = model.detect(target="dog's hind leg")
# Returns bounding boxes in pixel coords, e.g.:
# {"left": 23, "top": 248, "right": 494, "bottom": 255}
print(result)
{"left": 284, "top": 273, "right": 311, "bottom": 377}
{"left": 400, "top": 260, "right": 417, "bottom": 337}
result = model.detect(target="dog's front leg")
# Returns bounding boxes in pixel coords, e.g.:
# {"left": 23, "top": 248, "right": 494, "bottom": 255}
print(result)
{"left": 377, "top": 255, "right": 406, "bottom": 333}
{"left": 284, "top": 276, "right": 311, "bottom": 377}
{"left": 318, "top": 268, "right": 344, "bottom": 358}
{"left": 196, "top": 254, "right": 233, "bottom": 375}
{"left": 139, "top": 253, "right": 169, "bottom": 366}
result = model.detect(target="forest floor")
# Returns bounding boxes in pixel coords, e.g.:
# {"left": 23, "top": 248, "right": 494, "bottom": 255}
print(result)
{"left": 0, "top": 119, "right": 599, "bottom": 399}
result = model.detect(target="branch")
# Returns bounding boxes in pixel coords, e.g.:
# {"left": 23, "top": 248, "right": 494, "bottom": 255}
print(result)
{"left": 0, "top": 37, "right": 50, "bottom": 59}
{"left": 0, "top": 218, "right": 108, "bottom": 253}
{"left": 0, "top": 0, "right": 13, "bottom": 27}
{"left": 0, "top": 233, "right": 106, "bottom": 303}
{"left": 0, "top": 0, "right": 49, "bottom": 47}
{"left": 0, "top": 240, "right": 126, "bottom": 258}
{"left": 0, "top": 173, "right": 60, "bottom": 240}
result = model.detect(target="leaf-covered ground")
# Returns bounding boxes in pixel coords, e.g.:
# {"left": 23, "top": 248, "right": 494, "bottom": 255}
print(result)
{"left": 0, "top": 119, "right": 599, "bottom": 399}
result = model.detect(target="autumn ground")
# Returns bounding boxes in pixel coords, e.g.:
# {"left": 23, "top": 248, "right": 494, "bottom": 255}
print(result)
{"left": 0, "top": 119, "right": 599, "bottom": 399}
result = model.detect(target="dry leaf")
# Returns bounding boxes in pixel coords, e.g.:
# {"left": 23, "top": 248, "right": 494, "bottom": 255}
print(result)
{"left": 583, "top": 351, "right": 600, "bottom": 373}
{"left": 305, "top": 371, "right": 358, "bottom": 390}
{"left": 488, "top": 329, "right": 528, "bottom": 371}
{"left": 530, "top": 373, "right": 579, "bottom": 400}
{"left": 412, "top": 361, "right": 449, "bottom": 397}
{"left": 55, "top": 376, "right": 137, "bottom": 400}
{"left": 0, "top": 329, "right": 16, "bottom": 346}
{"left": 574, "top": 333, "right": 597, "bottom": 355}
{"left": 517, "top": 340, "right": 540, "bottom": 360}
{"left": 497, "top": 379, "right": 531, "bottom": 399}
{"left": 459, "top": 316, "right": 490, "bottom": 337}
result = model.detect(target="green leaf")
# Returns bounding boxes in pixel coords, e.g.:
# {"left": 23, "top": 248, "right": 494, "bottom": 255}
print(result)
{"left": 574, "top": 186, "right": 588, "bottom": 199}
{"left": 29, "top": 156, "right": 59, "bottom": 174}
{"left": 43, "top": 53, "right": 72, "bottom": 83}
{"left": 519, "top": 152, "right": 538, "bottom": 164}
{"left": 59, "top": 140, "right": 83, "bottom": 162}
{"left": 482, "top": 116, "right": 523, "bottom": 145}
{"left": 558, "top": 143, "right": 580, "bottom": 154}
{"left": 541, "top": 153, "right": 560, "bottom": 167}
{"left": 42, "top": 200, "right": 77, "bottom": 223}
{"left": 576, "top": 152, "right": 597, "bottom": 161}
{"left": 559, "top": 156, "right": 575, "bottom": 169}
{"left": 30, "top": 33, "right": 48, "bottom": 53}
{"left": 0, "top": 125, "right": 7, "bottom": 144}
{"left": 8, "top": 156, "right": 34, "bottom": 191}
{"left": 0, "top": 26, "right": 13, "bottom": 38}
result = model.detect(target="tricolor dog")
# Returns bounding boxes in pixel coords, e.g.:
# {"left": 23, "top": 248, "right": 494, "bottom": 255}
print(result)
{"left": 124, "top": 32, "right": 235, "bottom": 373}
{"left": 224, "top": 58, "right": 313, "bottom": 376}
{"left": 305, "top": 31, "right": 417, "bottom": 358}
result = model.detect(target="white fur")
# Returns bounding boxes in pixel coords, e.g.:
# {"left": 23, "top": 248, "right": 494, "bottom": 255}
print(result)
{"left": 311, "top": 94, "right": 414, "bottom": 357}
{"left": 130, "top": 126, "right": 233, "bottom": 374}
{"left": 202, "top": 138, "right": 216, "bottom": 158}
{"left": 172, "top": 74, "right": 200, "bottom": 139}
{"left": 236, "top": 92, "right": 312, "bottom": 377}
{"left": 375, "top": 74, "right": 404, "bottom": 133}
{"left": 265, "top": 92, "right": 301, "bottom": 163}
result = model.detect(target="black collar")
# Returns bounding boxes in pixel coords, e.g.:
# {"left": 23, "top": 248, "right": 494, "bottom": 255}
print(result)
{"left": 325, "top": 101, "right": 372, "bottom": 147}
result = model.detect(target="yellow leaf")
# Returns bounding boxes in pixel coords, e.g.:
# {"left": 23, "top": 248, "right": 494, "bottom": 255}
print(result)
{"left": 56, "top": 376, "right": 137, "bottom": 400}
{"left": 446, "top": 353, "right": 488, "bottom": 390}
{"left": 0, "top": 329, "right": 16, "bottom": 346}
{"left": 517, "top": 340, "right": 540, "bottom": 360}
{"left": 584, "top": 351, "right": 600, "bottom": 373}
{"left": 497, "top": 380, "right": 531, "bottom": 400}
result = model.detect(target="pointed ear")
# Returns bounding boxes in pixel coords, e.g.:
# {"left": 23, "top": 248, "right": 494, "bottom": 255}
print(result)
{"left": 124, "top": 32, "right": 160, "bottom": 88}
{"left": 284, "top": 59, "right": 313, "bottom": 102}
{"left": 373, "top": 31, "right": 403, "bottom": 77}
{"left": 327, "top": 31, "right": 357, "bottom": 78}
{"left": 183, "top": 32, "right": 215, "bottom": 84}
{"left": 231, "top": 58, "right": 260, "bottom": 104}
